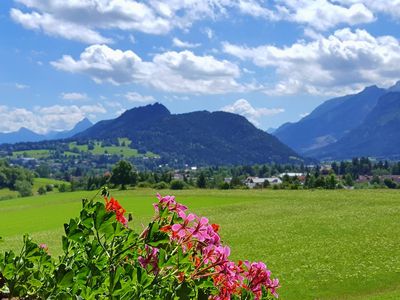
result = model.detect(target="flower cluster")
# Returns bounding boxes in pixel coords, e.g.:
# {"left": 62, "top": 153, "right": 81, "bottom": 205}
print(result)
{"left": 150, "top": 194, "right": 280, "bottom": 300}
{"left": 104, "top": 196, "right": 128, "bottom": 226}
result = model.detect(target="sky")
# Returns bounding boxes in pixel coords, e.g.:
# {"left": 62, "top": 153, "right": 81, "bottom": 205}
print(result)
{"left": 1, "top": 0, "right": 400, "bottom": 134}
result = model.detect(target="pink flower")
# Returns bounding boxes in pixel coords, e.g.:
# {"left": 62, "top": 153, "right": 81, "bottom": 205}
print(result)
{"left": 243, "top": 261, "right": 280, "bottom": 299}
{"left": 138, "top": 245, "right": 159, "bottom": 274}
{"left": 39, "top": 243, "right": 48, "bottom": 252}
{"left": 154, "top": 194, "right": 187, "bottom": 214}
{"left": 191, "top": 216, "right": 210, "bottom": 242}
{"left": 171, "top": 211, "right": 195, "bottom": 239}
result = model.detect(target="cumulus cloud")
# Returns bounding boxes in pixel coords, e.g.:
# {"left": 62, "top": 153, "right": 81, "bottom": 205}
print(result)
{"left": 277, "top": 0, "right": 374, "bottom": 31}
{"left": 52, "top": 44, "right": 244, "bottom": 94}
{"left": 0, "top": 104, "right": 106, "bottom": 134}
{"left": 10, "top": 0, "right": 385, "bottom": 45}
{"left": 10, "top": 0, "right": 235, "bottom": 43}
{"left": 124, "top": 92, "right": 155, "bottom": 103}
{"left": 10, "top": 8, "right": 111, "bottom": 44}
{"left": 237, "top": 0, "right": 277, "bottom": 20}
{"left": 61, "top": 92, "right": 88, "bottom": 101}
{"left": 337, "top": 0, "right": 400, "bottom": 20}
{"left": 223, "top": 28, "right": 400, "bottom": 96}
{"left": 172, "top": 38, "right": 201, "bottom": 48}
{"left": 221, "top": 99, "right": 284, "bottom": 126}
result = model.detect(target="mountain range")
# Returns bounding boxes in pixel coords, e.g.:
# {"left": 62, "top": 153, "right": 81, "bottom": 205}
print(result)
{"left": 74, "top": 103, "right": 302, "bottom": 165}
{"left": 307, "top": 92, "right": 400, "bottom": 160}
{"left": 274, "top": 81, "right": 400, "bottom": 160}
{"left": 0, "top": 118, "right": 93, "bottom": 145}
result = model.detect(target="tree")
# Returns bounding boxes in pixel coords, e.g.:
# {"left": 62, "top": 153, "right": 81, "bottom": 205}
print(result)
{"left": 344, "top": 173, "right": 354, "bottom": 186}
{"left": 196, "top": 172, "right": 207, "bottom": 188}
{"left": 325, "top": 174, "right": 337, "bottom": 189}
{"left": 111, "top": 160, "right": 136, "bottom": 189}
{"left": 15, "top": 180, "right": 33, "bottom": 197}
{"left": 35, "top": 164, "right": 50, "bottom": 178}
{"left": 384, "top": 178, "right": 397, "bottom": 189}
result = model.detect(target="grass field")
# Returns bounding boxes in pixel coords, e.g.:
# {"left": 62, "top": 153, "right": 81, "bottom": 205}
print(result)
{"left": 12, "top": 149, "right": 51, "bottom": 159}
{"left": 68, "top": 140, "right": 158, "bottom": 158}
{"left": 32, "top": 177, "right": 71, "bottom": 193}
{"left": 0, "top": 189, "right": 399, "bottom": 299}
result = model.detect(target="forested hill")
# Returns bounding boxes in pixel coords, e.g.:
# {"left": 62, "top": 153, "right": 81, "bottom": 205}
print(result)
{"left": 74, "top": 103, "right": 303, "bottom": 165}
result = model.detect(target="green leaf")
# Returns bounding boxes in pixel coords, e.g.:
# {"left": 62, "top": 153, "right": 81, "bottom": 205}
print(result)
{"left": 58, "top": 269, "right": 74, "bottom": 287}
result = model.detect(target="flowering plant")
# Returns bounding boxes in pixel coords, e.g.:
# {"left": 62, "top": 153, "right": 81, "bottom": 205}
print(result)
{"left": 0, "top": 190, "right": 279, "bottom": 299}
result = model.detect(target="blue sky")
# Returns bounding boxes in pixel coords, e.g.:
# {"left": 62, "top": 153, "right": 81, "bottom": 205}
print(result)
{"left": 1, "top": 0, "right": 400, "bottom": 134}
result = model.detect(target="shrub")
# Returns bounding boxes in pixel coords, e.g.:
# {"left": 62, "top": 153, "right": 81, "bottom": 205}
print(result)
{"left": 154, "top": 181, "right": 169, "bottom": 189}
{"left": 58, "top": 183, "right": 68, "bottom": 193}
{"left": 219, "top": 182, "right": 230, "bottom": 190}
{"left": 0, "top": 192, "right": 279, "bottom": 299}
{"left": 46, "top": 184, "right": 54, "bottom": 192}
{"left": 15, "top": 180, "right": 33, "bottom": 197}
{"left": 38, "top": 186, "right": 47, "bottom": 195}
{"left": 170, "top": 180, "right": 185, "bottom": 190}
{"left": 137, "top": 181, "right": 151, "bottom": 188}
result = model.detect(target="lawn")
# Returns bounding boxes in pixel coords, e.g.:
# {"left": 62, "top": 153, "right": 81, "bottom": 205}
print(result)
{"left": 0, "top": 188, "right": 18, "bottom": 200}
{"left": 0, "top": 189, "right": 399, "bottom": 299}
{"left": 68, "top": 140, "right": 158, "bottom": 158}
{"left": 11, "top": 149, "right": 51, "bottom": 159}
{"left": 32, "top": 177, "right": 71, "bottom": 193}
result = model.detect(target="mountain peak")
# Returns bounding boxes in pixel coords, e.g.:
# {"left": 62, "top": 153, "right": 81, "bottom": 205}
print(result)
{"left": 362, "top": 85, "right": 379, "bottom": 92}
{"left": 119, "top": 102, "right": 170, "bottom": 121}
{"left": 388, "top": 80, "right": 400, "bottom": 92}
{"left": 18, "top": 127, "right": 36, "bottom": 134}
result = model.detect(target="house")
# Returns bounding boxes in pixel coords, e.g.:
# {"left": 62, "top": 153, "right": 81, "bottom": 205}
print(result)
{"left": 244, "top": 176, "right": 282, "bottom": 188}
{"left": 265, "top": 177, "right": 282, "bottom": 185}
{"left": 224, "top": 177, "right": 232, "bottom": 184}
{"left": 356, "top": 175, "right": 372, "bottom": 184}
{"left": 173, "top": 173, "right": 184, "bottom": 181}
{"left": 279, "top": 172, "right": 304, "bottom": 178}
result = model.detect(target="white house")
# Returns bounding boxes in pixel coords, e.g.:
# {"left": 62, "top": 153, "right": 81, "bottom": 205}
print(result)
{"left": 244, "top": 176, "right": 282, "bottom": 188}
{"left": 279, "top": 172, "right": 304, "bottom": 177}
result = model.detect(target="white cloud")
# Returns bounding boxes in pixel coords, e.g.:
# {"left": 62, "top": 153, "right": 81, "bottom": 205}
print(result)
{"left": 337, "top": 1, "right": 400, "bottom": 20}
{"left": 10, "top": 0, "right": 234, "bottom": 43}
{"left": 124, "top": 92, "right": 155, "bottom": 103}
{"left": 223, "top": 28, "right": 400, "bottom": 96}
{"left": 221, "top": 99, "right": 284, "bottom": 126}
{"left": 237, "top": 0, "right": 277, "bottom": 20}
{"left": 10, "top": 8, "right": 111, "bottom": 44}
{"left": 277, "top": 0, "right": 374, "bottom": 31}
{"left": 203, "top": 27, "right": 214, "bottom": 39}
{"left": 61, "top": 92, "right": 88, "bottom": 101}
{"left": 10, "top": 0, "right": 382, "bottom": 45}
{"left": 172, "top": 38, "right": 201, "bottom": 48}
{"left": 52, "top": 44, "right": 244, "bottom": 94}
{"left": 15, "top": 83, "right": 29, "bottom": 89}
{"left": 0, "top": 104, "right": 106, "bottom": 134}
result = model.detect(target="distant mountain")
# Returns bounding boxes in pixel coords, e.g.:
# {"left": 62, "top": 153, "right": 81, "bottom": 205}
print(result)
{"left": 310, "top": 92, "right": 400, "bottom": 160}
{"left": 274, "top": 85, "right": 386, "bottom": 154}
{"left": 48, "top": 118, "right": 93, "bottom": 140}
{"left": 0, "top": 118, "right": 93, "bottom": 145}
{"left": 0, "top": 127, "right": 44, "bottom": 144}
{"left": 75, "top": 103, "right": 303, "bottom": 165}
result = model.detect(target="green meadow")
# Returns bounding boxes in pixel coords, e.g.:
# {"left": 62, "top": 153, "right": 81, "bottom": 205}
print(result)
{"left": 0, "top": 189, "right": 399, "bottom": 299}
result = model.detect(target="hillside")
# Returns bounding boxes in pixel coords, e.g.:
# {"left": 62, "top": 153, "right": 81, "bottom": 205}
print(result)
{"left": 75, "top": 103, "right": 302, "bottom": 165}
{"left": 310, "top": 92, "right": 400, "bottom": 160}
{"left": 274, "top": 86, "right": 386, "bottom": 154}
